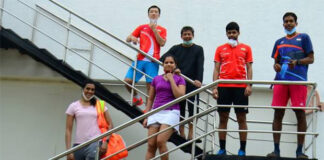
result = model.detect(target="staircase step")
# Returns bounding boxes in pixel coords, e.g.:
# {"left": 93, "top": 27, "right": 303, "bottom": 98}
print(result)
{"left": 204, "top": 155, "right": 317, "bottom": 160}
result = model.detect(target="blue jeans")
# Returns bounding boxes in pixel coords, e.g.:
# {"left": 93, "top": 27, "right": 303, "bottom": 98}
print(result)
{"left": 73, "top": 142, "right": 99, "bottom": 160}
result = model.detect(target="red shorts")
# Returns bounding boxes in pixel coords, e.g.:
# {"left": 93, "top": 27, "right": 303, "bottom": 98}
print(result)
{"left": 271, "top": 85, "right": 307, "bottom": 108}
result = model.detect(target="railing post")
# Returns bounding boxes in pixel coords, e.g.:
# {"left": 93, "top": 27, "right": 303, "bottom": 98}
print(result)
{"left": 63, "top": 12, "right": 71, "bottom": 62}
{"left": 191, "top": 95, "right": 198, "bottom": 160}
{"left": 0, "top": 0, "right": 5, "bottom": 26}
{"left": 87, "top": 43, "right": 95, "bottom": 77}
{"left": 30, "top": 7, "right": 39, "bottom": 42}
{"left": 213, "top": 104, "right": 217, "bottom": 152}
{"left": 312, "top": 108, "right": 317, "bottom": 158}
{"left": 130, "top": 58, "right": 138, "bottom": 105}
{"left": 203, "top": 94, "right": 210, "bottom": 158}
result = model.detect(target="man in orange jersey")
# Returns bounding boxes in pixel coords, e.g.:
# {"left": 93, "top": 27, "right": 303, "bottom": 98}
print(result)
{"left": 213, "top": 22, "right": 253, "bottom": 157}
{"left": 125, "top": 5, "right": 167, "bottom": 106}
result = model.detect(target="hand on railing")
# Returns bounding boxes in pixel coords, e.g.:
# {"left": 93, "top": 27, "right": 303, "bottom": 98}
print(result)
{"left": 126, "top": 35, "right": 138, "bottom": 45}
{"left": 212, "top": 88, "right": 218, "bottom": 99}
{"left": 142, "top": 118, "right": 148, "bottom": 128}
{"left": 67, "top": 153, "right": 74, "bottom": 160}
{"left": 244, "top": 85, "right": 252, "bottom": 96}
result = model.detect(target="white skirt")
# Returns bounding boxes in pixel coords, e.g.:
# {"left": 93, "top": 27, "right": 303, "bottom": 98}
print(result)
{"left": 147, "top": 109, "right": 180, "bottom": 131}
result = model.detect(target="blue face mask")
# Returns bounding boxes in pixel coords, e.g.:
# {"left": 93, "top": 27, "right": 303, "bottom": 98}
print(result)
{"left": 284, "top": 27, "right": 296, "bottom": 35}
{"left": 183, "top": 40, "right": 193, "bottom": 45}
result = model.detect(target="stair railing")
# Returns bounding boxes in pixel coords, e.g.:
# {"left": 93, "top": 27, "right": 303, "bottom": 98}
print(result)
{"left": 37, "top": 0, "right": 303, "bottom": 145}
{"left": 48, "top": 80, "right": 318, "bottom": 160}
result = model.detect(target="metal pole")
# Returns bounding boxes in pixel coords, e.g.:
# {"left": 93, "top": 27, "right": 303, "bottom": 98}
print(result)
{"left": 87, "top": 43, "right": 95, "bottom": 76}
{"left": 130, "top": 58, "right": 138, "bottom": 105}
{"left": 0, "top": 0, "right": 4, "bottom": 26}
{"left": 30, "top": 7, "right": 39, "bottom": 42}
{"left": 213, "top": 103, "right": 217, "bottom": 152}
{"left": 202, "top": 95, "right": 210, "bottom": 158}
{"left": 191, "top": 96, "right": 198, "bottom": 160}
{"left": 63, "top": 13, "right": 71, "bottom": 62}
{"left": 312, "top": 107, "right": 317, "bottom": 158}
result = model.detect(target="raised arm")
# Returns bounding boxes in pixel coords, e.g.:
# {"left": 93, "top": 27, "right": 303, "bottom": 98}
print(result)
{"left": 150, "top": 24, "right": 166, "bottom": 46}
{"left": 166, "top": 73, "right": 185, "bottom": 98}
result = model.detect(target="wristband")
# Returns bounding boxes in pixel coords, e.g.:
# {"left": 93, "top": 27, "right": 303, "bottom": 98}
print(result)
{"left": 297, "top": 60, "right": 301, "bottom": 65}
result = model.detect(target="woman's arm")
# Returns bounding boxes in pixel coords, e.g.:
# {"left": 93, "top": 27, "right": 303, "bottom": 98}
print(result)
{"left": 145, "top": 85, "right": 156, "bottom": 112}
{"left": 166, "top": 73, "right": 185, "bottom": 98}
{"left": 143, "top": 85, "right": 156, "bottom": 128}
{"left": 104, "top": 110, "right": 113, "bottom": 130}
{"left": 65, "top": 115, "right": 74, "bottom": 160}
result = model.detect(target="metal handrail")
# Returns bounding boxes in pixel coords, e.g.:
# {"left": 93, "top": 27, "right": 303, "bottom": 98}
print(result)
{"left": 14, "top": 0, "right": 149, "bottom": 97}
{"left": 35, "top": 4, "right": 133, "bottom": 63}
{"left": 0, "top": 7, "right": 150, "bottom": 99}
{"left": 153, "top": 128, "right": 319, "bottom": 160}
{"left": 48, "top": 80, "right": 318, "bottom": 160}
{"left": 43, "top": 0, "right": 308, "bottom": 143}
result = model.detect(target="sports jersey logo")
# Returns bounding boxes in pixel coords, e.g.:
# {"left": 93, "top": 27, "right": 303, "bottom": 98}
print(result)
{"left": 241, "top": 48, "right": 246, "bottom": 51}
{"left": 280, "top": 41, "right": 284, "bottom": 44}
{"left": 296, "top": 38, "right": 301, "bottom": 41}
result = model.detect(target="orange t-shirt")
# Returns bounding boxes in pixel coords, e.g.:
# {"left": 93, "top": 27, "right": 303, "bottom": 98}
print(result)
{"left": 214, "top": 43, "right": 253, "bottom": 87}
{"left": 132, "top": 24, "right": 167, "bottom": 61}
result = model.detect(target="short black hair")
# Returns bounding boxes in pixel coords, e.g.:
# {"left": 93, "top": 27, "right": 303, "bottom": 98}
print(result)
{"left": 148, "top": 5, "right": 161, "bottom": 14}
{"left": 283, "top": 12, "right": 297, "bottom": 22}
{"left": 226, "top": 22, "right": 240, "bottom": 32}
{"left": 181, "top": 26, "right": 194, "bottom": 36}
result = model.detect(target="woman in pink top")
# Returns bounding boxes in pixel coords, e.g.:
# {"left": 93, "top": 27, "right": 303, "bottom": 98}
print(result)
{"left": 143, "top": 55, "right": 186, "bottom": 160}
{"left": 65, "top": 81, "right": 113, "bottom": 160}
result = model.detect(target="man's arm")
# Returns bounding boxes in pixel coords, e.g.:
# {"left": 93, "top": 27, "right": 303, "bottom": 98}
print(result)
{"left": 245, "top": 62, "right": 253, "bottom": 96}
{"left": 195, "top": 47, "right": 204, "bottom": 87}
{"left": 150, "top": 24, "right": 166, "bottom": 46}
{"left": 289, "top": 52, "right": 314, "bottom": 68}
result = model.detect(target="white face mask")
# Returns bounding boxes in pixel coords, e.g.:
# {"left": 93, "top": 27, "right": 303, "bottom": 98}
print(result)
{"left": 150, "top": 18, "right": 157, "bottom": 24}
{"left": 82, "top": 91, "right": 94, "bottom": 101}
{"left": 228, "top": 39, "right": 238, "bottom": 47}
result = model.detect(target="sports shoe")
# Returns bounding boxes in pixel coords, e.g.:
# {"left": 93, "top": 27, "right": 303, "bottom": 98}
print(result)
{"left": 296, "top": 152, "right": 308, "bottom": 159}
{"left": 238, "top": 150, "right": 246, "bottom": 156}
{"left": 217, "top": 149, "right": 226, "bottom": 155}
{"left": 133, "top": 97, "right": 143, "bottom": 106}
{"left": 266, "top": 151, "right": 280, "bottom": 157}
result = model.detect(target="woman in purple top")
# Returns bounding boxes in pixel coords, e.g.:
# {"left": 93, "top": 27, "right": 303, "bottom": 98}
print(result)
{"left": 142, "top": 55, "right": 186, "bottom": 160}
{"left": 65, "top": 81, "right": 113, "bottom": 160}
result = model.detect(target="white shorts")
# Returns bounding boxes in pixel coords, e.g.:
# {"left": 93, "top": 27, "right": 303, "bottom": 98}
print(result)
{"left": 147, "top": 110, "right": 180, "bottom": 131}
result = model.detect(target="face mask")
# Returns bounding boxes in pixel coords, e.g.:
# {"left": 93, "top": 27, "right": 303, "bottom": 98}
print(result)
{"left": 183, "top": 40, "right": 193, "bottom": 46}
{"left": 228, "top": 39, "right": 238, "bottom": 47}
{"left": 150, "top": 18, "right": 157, "bottom": 24}
{"left": 284, "top": 27, "right": 296, "bottom": 35}
{"left": 82, "top": 91, "right": 94, "bottom": 101}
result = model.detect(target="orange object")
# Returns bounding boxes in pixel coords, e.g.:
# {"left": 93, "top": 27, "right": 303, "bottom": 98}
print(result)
{"left": 96, "top": 100, "right": 128, "bottom": 160}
